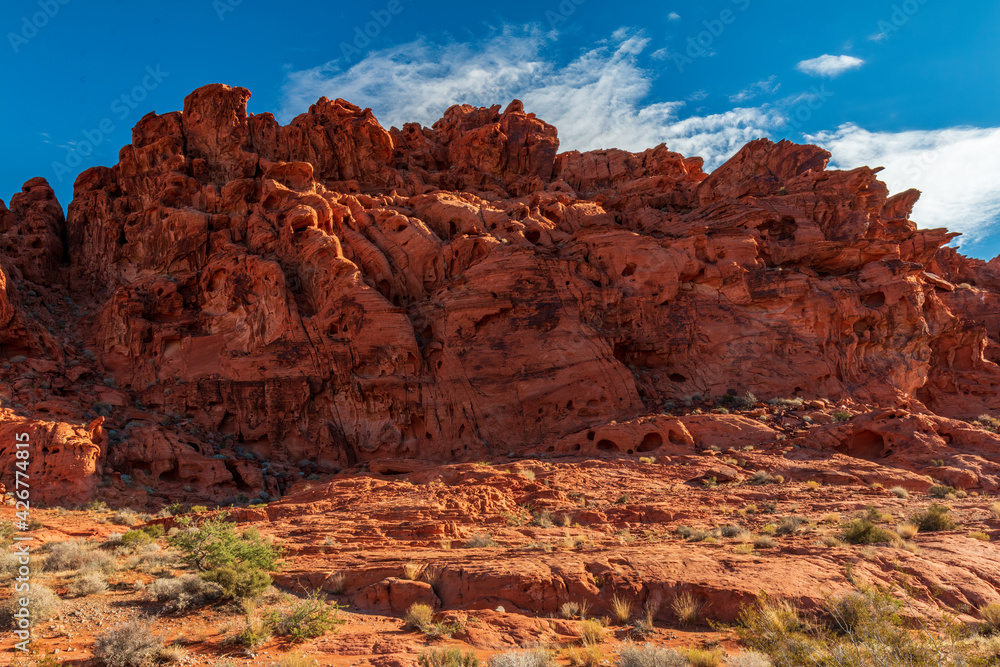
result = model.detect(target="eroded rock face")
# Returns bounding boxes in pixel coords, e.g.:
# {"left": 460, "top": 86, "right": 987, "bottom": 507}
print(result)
{"left": 1, "top": 83, "right": 1000, "bottom": 502}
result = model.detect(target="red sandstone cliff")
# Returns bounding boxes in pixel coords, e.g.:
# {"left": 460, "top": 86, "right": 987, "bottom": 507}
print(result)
{"left": 1, "top": 83, "right": 999, "bottom": 505}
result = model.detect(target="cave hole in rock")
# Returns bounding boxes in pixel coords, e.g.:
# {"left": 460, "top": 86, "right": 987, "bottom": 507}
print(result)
{"left": 861, "top": 291, "right": 886, "bottom": 308}
{"left": 225, "top": 462, "right": 255, "bottom": 492}
{"left": 637, "top": 432, "right": 663, "bottom": 452}
{"left": 596, "top": 439, "right": 618, "bottom": 452}
{"left": 841, "top": 430, "right": 887, "bottom": 460}
{"left": 668, "top": 430, "right": 686, "bottom": 446}
{"left": 525, "top": 230, "right": 541, "bottom": 244}
{"left": 669, "top": 373, "right": 687, "bottom": 383}
{"left": 760, "top": 216, "right": 798, "bottom": 242}
{"left": 621, "top": 262, "right": 637, "bottom": 277}
{"left": 586, "top": 431, "right": 596, "bottom": 441}
{"left": 158, "top": 463, "right": 182, "bottom": 483}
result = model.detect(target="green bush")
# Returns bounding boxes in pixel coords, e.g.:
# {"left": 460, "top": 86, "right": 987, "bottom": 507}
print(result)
{"left": 120, "top": 530, "right": 154, "bottom": 551}
{"left": 912, "top": 503, "right": 956, "bottom": 532}
{"left": 168, "top": 512, "right": 282, "bottom": 572}
{"left": 736, "top": 588, "right": 974, "bottom": 666}
{"left": 202, "top": 562, "right": 272, "bottom": 601}
{"left": 841, "top": 519, "right": 895, "bottom": 545}
{"left": 928, "top": 484, "right": 956, "bottom": 498}
{"left": 265, "top": 590, "right": 345, "bottom": 642}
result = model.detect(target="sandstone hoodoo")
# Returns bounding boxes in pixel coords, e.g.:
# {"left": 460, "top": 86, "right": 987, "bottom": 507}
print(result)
{"left": 1, "top": 83, "right": 999, "bottom": 505}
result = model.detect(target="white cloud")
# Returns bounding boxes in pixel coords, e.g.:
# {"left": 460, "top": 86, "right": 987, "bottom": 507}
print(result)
{"left": 729, "top": 75, "right": 781, "bottom": 104}
{"left": 807, "top": 124, "right": 1000, "bottom": 244}
{"left": 796, "top": 54, "right": 865, "bottom": 77}
{"left": 281, "top": 29, "right": 781, "bottom": 168}
{"left": 280, "top": 29, "right": 1000, "bottom": 249}
{"left": 668, "top": 12, "right": 681, "bottom": 20}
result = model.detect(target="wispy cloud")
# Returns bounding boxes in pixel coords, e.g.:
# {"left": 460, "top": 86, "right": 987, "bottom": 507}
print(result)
{"left": 280, "top": 29, "right": 1000, "bottom": 247}
{"left": 281, "top": 29, "right": 782, "bottom": 168}
{"left": 668, "top": 12, "right": 681, "bottom": 20}
{"left": 796, "top": 54, "right": 865, "bottom": 77}
{"left": 807, "top": 124, "right": 1000, "bottom": 244}
{"left": 729, "top": 75, "right": 781, "bottom": 104}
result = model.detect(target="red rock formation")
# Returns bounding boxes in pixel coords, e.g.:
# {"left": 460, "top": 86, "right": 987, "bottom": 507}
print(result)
{"left": 1, "top": 83, "right": 1000, "bottom": 504}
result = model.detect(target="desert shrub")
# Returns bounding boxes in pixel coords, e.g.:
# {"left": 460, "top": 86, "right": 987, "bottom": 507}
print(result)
{"left": 147, "top": 574, "right": 223, "bottom": 611}
{"left": 805, "top": 481, "right": 821, "bottom": 492}
{"left": 156, "top": 644, "right": 187, "bottom": 664}
{"left": 44, "top": 539, "right": 115, "bottom": 573}
{"left": 726, "top": 651, "right": 772, "bottom": 667}
{"left": 929, "top": 484, "right": 956, "bottom": 498}
{"left": 841, "top": 519, "right": 895, "bottom": 544}
{"left": 120, "top": 529, "right": 154, "bottom": 551}
{"left": 889, "top": 486, "right": 909, "bottom": 499}
{"left": 488, "top": 648, "right": 555, "bottom": 667}
{"left": 685, "top": 648, "right": 724, "bottom": 666}
{"left": 748, "top": 471, "right": 776, "bottom": 486}
{"left": 753, "top": 535, "right": 776, "bottom": 549}
{"left": 738, "top": 588, "right": 946, "bottom": 667}
{"left": 405, "top": 602, "right": 435, "bottom": 630}
{"left": 671, "top": 592, "right": 702, "bottom": 626}
{"left": 110, "top": 508, "right": 140, "bottom": 526}
{"left": 168, "top": 512, "right": 281, "bottom": 572}
{"left": 896, "top": 522, "right": 919, "bottom": 540}
{"left": 462, "top": 533, "right": 499, "bottom": 548}
{"left": 93, "top": 619, "right": 166, "bottom": 667}
{"left": 402, "top": 562, "right": 423, "bottom": 580}
{"left": 769, "top": 397, "right": 804, "bottom": 409}
{"left": 720, "top": 524, "right": 747, "bottom": 539}
{"left": 776, "top": 516, "right": 807, "bottom": 536}
{"left": 832, "top": 410, "right": 852, "bottom": 422}
{"left": 912, "top": 503, "right": 956, "bottom": 532}
{"left": 125, "top": 547, "right": 180, "bottom": 574}
{"left": 580, "top": 618, "right": 605, "bottom": 645}
{"left": 561, "top": 601, "right": 582, "bottom": 618}
{"left": 989, "top": 501, "right": 1000, "bottom": 520}
{"left": 616, "top": 642, "right": 686, "bottom": 667}
{"left": 418, "top": 648, "right": 480, "bottom": 667}
{"left": 265, "top": 590, "right": 344, "bottom": 641}
{"left": 231, "top": 610, "right": 272, "bottom": 648}
{"left": 564, "top": 645, "right": 605, "bottom": 667}
{"left": 69, "top": 571, "right": 108, "bottom": 597}
{"left": 980, "top": 603, "right": 1000, "bottom": 634}
{"left": 202, "top": 562, "right": 272, "bottom": 600}
{"left": 610, "top": 595, "right": 634, "bottom": 624}
{"left": 969, "top": 531, "right": 990, "bottom": 541}
{"left": 0, "top": 584, "right": 61, "bottom": 627}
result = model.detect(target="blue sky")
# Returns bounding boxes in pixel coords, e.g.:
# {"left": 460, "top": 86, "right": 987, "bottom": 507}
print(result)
{"left": 2, "top": 0, "right": 998, "bottom": 258}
